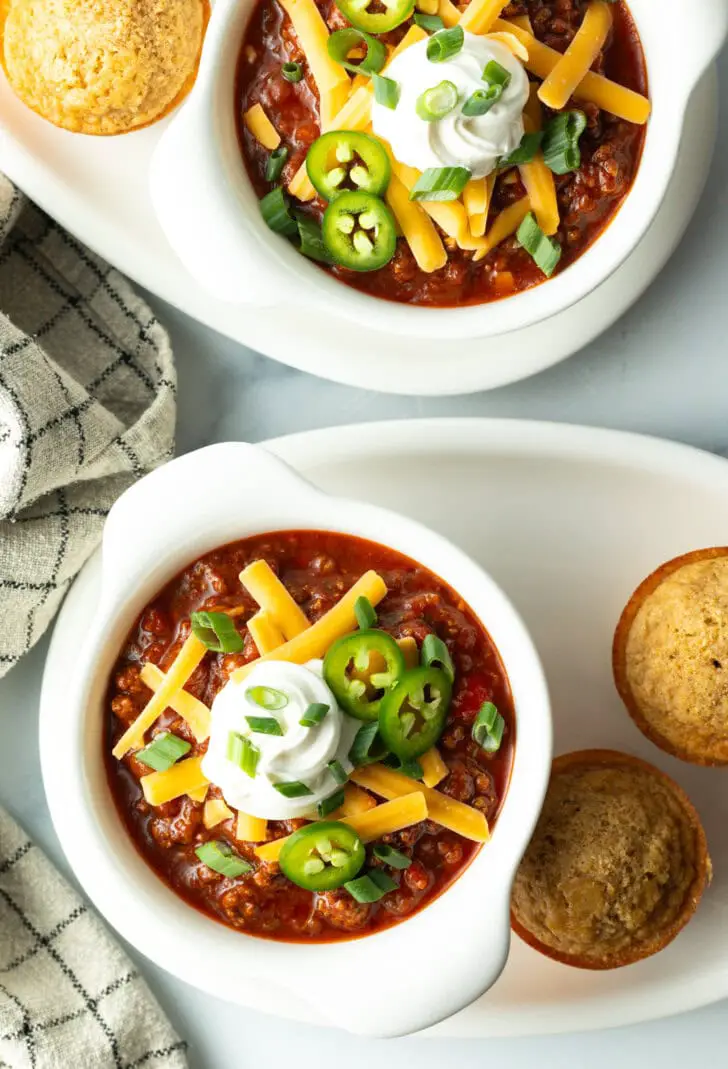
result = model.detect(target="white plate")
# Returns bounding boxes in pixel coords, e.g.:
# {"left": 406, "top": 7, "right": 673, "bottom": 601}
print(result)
{"left": 41, "top": 418, "right": 728, "bottom": 1036}
{"left": 0, "top": 60, "right": 717, "bottom": 395}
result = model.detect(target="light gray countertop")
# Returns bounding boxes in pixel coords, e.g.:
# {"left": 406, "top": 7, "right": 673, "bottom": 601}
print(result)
{"left": 1, "top": 51, "right": 726, "bottom": 1069}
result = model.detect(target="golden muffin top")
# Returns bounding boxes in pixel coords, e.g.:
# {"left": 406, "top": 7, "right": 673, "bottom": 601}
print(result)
{"left": 616, "top": 550, "right": 728, "bottom": 765}
{"left": 2, "top": 0, "right": 206, "bottom": 135}
{"left": 511, "top": 751, "right": 709, "bottom": 969}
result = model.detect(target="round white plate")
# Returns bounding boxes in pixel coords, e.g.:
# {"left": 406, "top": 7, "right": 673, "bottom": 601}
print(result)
{"left": 41, "top": 418, "right": 728, "bottom": 1036}
{"left": 0, "top": 64, "right": 717, "bottom": 395}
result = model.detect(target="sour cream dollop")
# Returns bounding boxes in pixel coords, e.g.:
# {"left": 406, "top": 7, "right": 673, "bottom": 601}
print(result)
{"left": 372, "top": 33, "right": 530, "bottom": 179}
{"left": 201, "top": 660, "right": 359, "bottom": 820}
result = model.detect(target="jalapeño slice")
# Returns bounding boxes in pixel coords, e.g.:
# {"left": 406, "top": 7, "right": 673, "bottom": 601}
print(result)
{"left": 306, "top": 131, "right": 391, "bottom": 202}
{"left": 279, "top": 821, "right": 366, "bottom": 891}
{"left": 379, "top": 666, "right": 452, "bottom": 760}
{"left": 334, "top": 0, "right": 414, "bottom": 35}
{"left": 324, "top": 630, "right": 405, "bottom": 721}
{"left": 322, "top": 191, "right": 397, "bottom": 272}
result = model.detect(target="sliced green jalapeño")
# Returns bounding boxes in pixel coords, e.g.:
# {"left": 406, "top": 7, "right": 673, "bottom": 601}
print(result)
{"left": 307, "top": 131, "right": 391, "bottom": 202}
{"left": 279, "top": 821, "right": 365, "bottom": 891}
{"left": 324, "top": 630, "right": 405, "bottom": 721}
{"left": 378, "top": 666, "right": 452, "bottom": 760}
{"left": 334, "top": 0, "right": 414, "bottom": 35}
{"left": 322, "top": 190, "right": 397, "bottom": 272}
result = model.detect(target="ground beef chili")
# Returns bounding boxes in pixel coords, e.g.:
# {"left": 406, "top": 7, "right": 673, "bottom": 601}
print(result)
{"left": 105, "top": 531, "right": 515, "bottom": 942}
{"left": 236, "top": 0, "right": 647, "bottom": 307}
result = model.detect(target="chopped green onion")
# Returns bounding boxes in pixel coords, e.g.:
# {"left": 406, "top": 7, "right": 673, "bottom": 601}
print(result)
{"left": 345, "top": 869, "right": 398, "bottom": 902}
{"left": 372, "top": 72, "right": 400, "bottom": 110}
{"left": 516, "top": 211, "right": 562, "bottom": 277}
{"left": 354, "top": 595, "right": 377, "bottom": 629}
{"left": 414, "top": 12, "right": 444, "bottom": 31}
{"left": 300, "top": 702, "right": 329, "bottom": 727}
{"left": 195, "top": 841, "right": 252, "bottom": 878}
{"left": 327, "top": 28, "right": 386, "bottom": 75}
{"left": 260, "top": 187, "right": 298, "bottom": 236}
{"left": 282, "top": 61, "right": 304, "bottom": 83}
{"left": 483, "top": 59, "right": 511, "bottom": 89}
{"left": 246, "top": 685, "right": 288, "bottom": 711}
{"left": 327, "top": 759, "right": 349, "bottom": 785}
{"left": 373, "top": 843, "right": 412, "bottom": 869}
{"left": 273, "top": 780, "right": 314, "bottom": 798}
{"left": 410, "top": 165, "right": 471, "bottom": 202}
{"left": 472, "top": 700, "right": 506, "bottom": 753}
{"left": 349, "top": 721, "right": 388, "bottom": 766}
{"left": 295, "top": 213, "right": 332, "bottom": 263}
{"left": 542, "top": 110, "right": 588, "bottom": 175}
{"left": 382, "top": 753, "right": 423, "bottom": 779}
{"left": 416, "top": 80, "right": 459, "bottom": 122}
{"left": 265, "top": 145, "right": 289, "bottom": 184}
{"left": 137, "top": 731, "right": 191, "bottom": 772}
{"left": 421, "top": 633, "right": 454, "bottom": 683}
{"left": 317, "top": 786, "right": 346, "bottom": 818}
{"left": 190, "top": 610, "right": 244, "bottom": 653}
{"left": 500, "top": 131, "right": 544, "bottom": 167}
{"left": 245, "top": 715, "right": 284, "bottom": 736}
{"left": 227, "top": 732, "right": 260, "bottom": 777}
{"left": 426, "top": 25, "right": 464, "bottom": 63}
{"left": 462, "top": 84, "right": 502, "bottom": 117}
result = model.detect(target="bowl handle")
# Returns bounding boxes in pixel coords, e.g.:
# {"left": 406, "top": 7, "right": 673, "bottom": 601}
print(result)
{"left": 98, "top": 443, "right": 322, "bottom": 607}
{"left": 672, "top": 0, "right": 728, "bottom": 92}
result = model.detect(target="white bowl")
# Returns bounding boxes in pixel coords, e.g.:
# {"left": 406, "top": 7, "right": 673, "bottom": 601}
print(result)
{"left": 150, "top": 0, "right": 727, "bottom": 341}
{"left": 42, "top": 442, "right": 551, "bottom": 1037}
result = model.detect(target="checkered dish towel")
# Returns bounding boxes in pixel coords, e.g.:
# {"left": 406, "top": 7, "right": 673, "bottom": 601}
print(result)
{"left": 0, "top": 175, "right": 187, "bottom": 1069}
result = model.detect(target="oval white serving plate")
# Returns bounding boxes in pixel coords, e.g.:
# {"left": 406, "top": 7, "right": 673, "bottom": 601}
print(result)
{"left": 41, "top": 418, "right": 728, "bottom": 1037}
{"left": 0, "top": 41, "right": 718, "bottom": 392}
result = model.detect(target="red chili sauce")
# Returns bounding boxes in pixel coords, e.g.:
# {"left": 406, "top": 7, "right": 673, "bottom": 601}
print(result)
{"left": 105, "top": 531, "right": 515, "bottom": 942}
{"left": 236, "top": 0, "right": 648, "bottom": 307}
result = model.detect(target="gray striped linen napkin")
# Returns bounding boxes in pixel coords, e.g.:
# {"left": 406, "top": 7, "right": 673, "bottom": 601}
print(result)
{"left": 0, "top": 174, "right": 188, "bottom": 1068}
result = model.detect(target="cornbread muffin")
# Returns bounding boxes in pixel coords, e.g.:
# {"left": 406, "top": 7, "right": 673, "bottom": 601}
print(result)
{"left": 511, "top": 751, "right": 710, "bottom": 969}
{"left": 2, "top": 0, "right": 206, "bottom": 135}
{"left": 613, "top": 548, "right": 728, "bottom": 765}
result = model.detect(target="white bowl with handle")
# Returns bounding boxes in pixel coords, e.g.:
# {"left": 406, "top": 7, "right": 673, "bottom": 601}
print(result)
{"left": 40, "top": 441, "right": 551, "bottom": 1037}
{"left": 149, "top": 0, "right": 728, "bottom": 341}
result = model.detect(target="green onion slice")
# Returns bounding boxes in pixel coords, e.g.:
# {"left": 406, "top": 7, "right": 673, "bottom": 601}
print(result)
{"left": 349, "top": 721, "right": 389, "bottom": 766}
{"left": 137, "top": 731, "right": 191, "bottom": 772}
{"left": 327, "top": 759, "right": 349, "bottom": 785}
{"left": 227, "top": 732, "right": 261, "bottom": 778}
{"left": 354, "top": 595, "right": 378, "bottom": 629}
{"left": 421, "top": 633, "right": 455, "bottom": 683}
{"left": 300, "top": 702, "right": 329, "bottom": 727}
{"left": 265, "top": 145, "right": 289, "bottom": 184}
{"left": 295, "top": 213, "right": 332, "bottom": 263}
{"left": 246, "top": 685, "right": 288, "bottom": 711}
{"left": 426, "top": 25, "right": 464, "bottom": 63}
{"left": 382, "top": 753, "right": 423, "bottom": 779}
{"left": 245, "top": 715, "right": 284, "bottom": 736}
{"left": 500, "top": 131, "right": 544, "bottom": 167}
{"left": 282, "top": 61, "right": 304, "bottom": 83}
{"left": 273, "top": 780, "right": 314, "bottom": 798}
{"left": 462, "top": 84, "right": 502, "bottom": 117}
{"left": 317, "top": 786, "right": 346, "bottom": 818}
{"left": 328, "top": 28, "right": 387, "bottom": 76}
{"left": 472, "top": 700, "right": 506, "bottom": 753}
{"left": 372, "top": 72, "right": 400, "bottom": 110}
{"left": 373, "top": 843, "right": 412, "bottom": 869}
{"left": 190, "top": 610, "right": 244, "bottom": 653}
{"left": 195, "top": 841, "right": 252, "bottom": 878}
{"left": 410, "top": 165, "right": 471, "bottom": 202}
{"left": 483, "top": 59, "right": 511, "bottom": 89}
{"left": 260, "top": 186, "right": 298, "bottom": 236}
{"left": 416, "top": 80, "right": 459, "bottom": 122}
{"left": 542, "top": 110, "right": 587, "bottom": 175}
{"left": 345, "top": 869, "right": 398, "bottom": 902}
{"left": 516, "top": 211, "right": 562, "bottom": 277}
{"left": 414, "top": 12, "right": 445, "bottom": 31}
